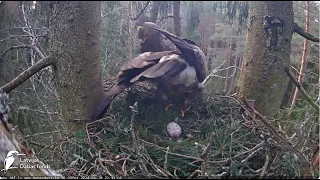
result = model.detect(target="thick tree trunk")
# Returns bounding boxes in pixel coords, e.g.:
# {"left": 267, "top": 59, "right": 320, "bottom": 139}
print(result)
{"left": 150, "top": 1, "right": 160, "bottom": 23}
{"left": 173, "top": 1, "right": 181, "bottom": 37}
{"left": 238, "top": 1, "right": 294, "bottom": 117}
{"left": 291, "top": 1, "right": 310, "bottom": 108}
{"left": 49, "top": 2, "right": 104, "bottom": 127}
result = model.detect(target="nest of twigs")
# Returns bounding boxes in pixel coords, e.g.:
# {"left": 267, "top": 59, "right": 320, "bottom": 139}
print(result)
{"left": 27, "top": 83, "right": 319, "bottom": 179}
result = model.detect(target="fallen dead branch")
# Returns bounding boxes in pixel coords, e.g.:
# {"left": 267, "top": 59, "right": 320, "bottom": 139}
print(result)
{"left": 240, "top": 96, "right": 311, "bottom": 165}
{"left": 200, "top": 132, "right": 216, "bottom": 177}
{"left": 129, "top": 102, "right": 149, "bottom": 177}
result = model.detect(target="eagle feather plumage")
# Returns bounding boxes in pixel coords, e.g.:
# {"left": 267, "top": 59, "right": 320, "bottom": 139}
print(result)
{"left": 91, "top": 22, "right": 208, "bottom": 121}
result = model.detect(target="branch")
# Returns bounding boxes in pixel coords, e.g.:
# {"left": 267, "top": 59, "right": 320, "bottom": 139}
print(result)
{"left": 0, "top": 35, "right": 46, "bottom": 43}
{"left": 0, "top": 56, "right": 54, "bottom": 93}
{"left": 130, "top": 1, "right": 150, "bottom": 21}
{"left": 239, "top": 96, "right": 308, "bottom": 162}
{"left": 293, "top": 22, "right": 319, "bottom": 42}
{"left": 157, "top": 15, "right": 175, "bottom": 25}
{"left": 200, "top": 132, "right": 216, "bottom": 177}
{"left": 284, "top": 67, "right": 320, "bottom": 111}
{"left": 129, "top": 102, "right": 149, "bottom": 177}
{"left": 1, "top": 45, "right": 31, "bottom": 60}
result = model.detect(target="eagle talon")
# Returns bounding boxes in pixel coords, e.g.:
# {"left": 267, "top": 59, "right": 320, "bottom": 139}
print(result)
{"left": 180, "top": 109, "right": 185, "bottom": 117}
{"left": 180, "top": 105, "right": 191, "bottom": 117}
{"left": 165, "top": 101, "right": 173, "bottom": 111}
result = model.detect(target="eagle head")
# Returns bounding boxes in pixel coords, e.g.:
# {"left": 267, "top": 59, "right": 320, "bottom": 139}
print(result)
{"left": 137, "top": 22, "right": 158, "bottom": 40}
{"left": 137, "top": 22, "right": 177, "bottom": 53}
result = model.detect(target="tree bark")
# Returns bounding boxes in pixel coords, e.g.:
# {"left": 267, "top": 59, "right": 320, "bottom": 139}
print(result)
{"left": 128, "top": 1, "right": 134, "bottom": 60}
{"left": 238, "top": 1, "right": 294, "bottom": 117}
{"left": 0, "top": 1, "right": 23, "bottom": 86}
{"left": 150, "top": 1, "right": 160, "bottom": 23}
{"left": 173, "top": 1, "right": 181, "bottom": 37}
{"left": 49, "top": 2, "right": 104, "bottom": 127}
{"left": 291, "top": 1, "right": 310, "bottom": 108}
{"left": 280, "top": 76, "right": 294, "bottom": 109}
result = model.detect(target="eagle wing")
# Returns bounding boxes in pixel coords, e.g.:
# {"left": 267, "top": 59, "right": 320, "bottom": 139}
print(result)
{"left": 130, "top": 54, "right": 187, "bottom": 84}
{"left": 91, "top": 50, "right": 183, "bottom": 121}
{"left": 141, "top": 22, "right": 208, "bottom": 83}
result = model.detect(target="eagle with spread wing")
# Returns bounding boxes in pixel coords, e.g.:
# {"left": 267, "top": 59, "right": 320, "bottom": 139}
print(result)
{"left": 91, "top": 22, "right": 208, "bottom": 121}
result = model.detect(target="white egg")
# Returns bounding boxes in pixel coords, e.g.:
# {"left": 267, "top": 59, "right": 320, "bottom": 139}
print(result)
{"left": 167, "top": 122, "right": 182, "bottom": 138}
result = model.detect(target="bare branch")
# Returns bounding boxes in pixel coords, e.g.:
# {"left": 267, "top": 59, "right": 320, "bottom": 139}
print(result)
{"left": 284, "top": 67, "right": 320, "bottom": 111}
{"left": 201, "top": 132, "right": 216, "bottom": 177}
{"left": 130, "top": 1, "right": 150, "bottom": 21}
{"left": 294, "top": 22, "right": 319, "bottom": 42}
{"left": 157, "top": 15, "right": 175, "bottom": 25}
{"left": 0, "top": 56, "right": 54, "bottom": 93}
{"left": 0, "top": 35, "right": 46, "bottom": 43}
{"left": 129, "top": 102, "right": 149, "bottom": 177}
{"left": 240, "top": 95, "right": 310, "bottom": 163}
{"left": 1, "top": 45, "right": 31, "bottom": 60}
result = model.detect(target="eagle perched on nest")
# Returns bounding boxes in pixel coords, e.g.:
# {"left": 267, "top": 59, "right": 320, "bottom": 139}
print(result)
{"left": 91, "top": 22, "right": 208, "bottom": 121}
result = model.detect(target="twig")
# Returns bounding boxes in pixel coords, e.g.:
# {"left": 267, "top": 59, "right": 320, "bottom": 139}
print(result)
{"left": 163, "top": 146, "right": 169, "bottom": 171}
{"left": 121, "top": 156, "right": 128, "bottom": 177}
{"left": 0, "top": 35, "right": 46, "bottom": 43}
{"left": 28, "top": 141, "right": 46, "bottom": 148}
{"left": 187, "top": 169, "right": 201, "bottom": 179}
{"left": 130, "top": 1, "right": 150, "bottom": 21}
{"left": 241, "top": 146, "right": 263, "bottom": 163}
{"left": 129, "top": 102, "right": 149, "bottom": 177}
{"left": 293, "top": 22, "right": 319, "bottom": 42}
{"left": 232, "top": 141, "right": 265, "bottom": 159}
{"left": 17, "top": 106, "right": 60, "bottom": 116}
{"left": 140, "top": 139, "right": 228, "bottom": 164}
{"left": 157, "top": 15, "right": 175, "bottom": 25}
{"left": 80, "top": 154, "right": 97, "bottom": 172}
{"left": 259, "top": 153, "right": 270, "bottom": 179}
{"left": 240, "top": 96, "right": 310, "bottom": 164}
{"left": 291, "top": 66, "right": 304, "bottom": 76}
{"left": 201, "top": 132, "right": 216, "bottom": 177}
{"left": 1, "top": 45, "right": 31, "bottom": 59}
{"left": 284, "top": 67, "right": 320, "bottom": 111}
{"left": 23, "top": 130, "right": 63, "bottom": 139}
{"left": 0, "top": 55, "right": 54, "bottom": 93}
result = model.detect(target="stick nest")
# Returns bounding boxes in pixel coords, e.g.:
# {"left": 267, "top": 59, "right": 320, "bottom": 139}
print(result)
{"left": 28, "top": 78, "right": 319, "bottom": 179}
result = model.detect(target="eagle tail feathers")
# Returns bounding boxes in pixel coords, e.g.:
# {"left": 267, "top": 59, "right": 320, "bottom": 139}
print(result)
{"left": 91, "top": 83, "right": 128, "bottom": 121}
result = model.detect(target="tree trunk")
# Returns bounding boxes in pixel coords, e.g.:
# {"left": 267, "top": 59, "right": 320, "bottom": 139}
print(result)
{"left": 150, "top": 1, "right": 160, "bottom": 23}
{"left": 49, "top": 2, "right": 104, "bottom": 127}
{"left": 280, "top": 76, "right": 294, "bottom": 108}
{"left": 0, "top": 1, "right": 22, "bottom": 86}
{"left": 128, "top": 1, "right": 134, "bottom": 60}
{"left": 291, "top": 1, "right": 310, "bottom": 108}
{"left": 238, "top": 1, "right": 294, "bottom": 117}
{"left": 173, "top": 1, "right": 181, "bottom": 37}
{"left": 224, "top": 39, "right": 233, "bottom": 93}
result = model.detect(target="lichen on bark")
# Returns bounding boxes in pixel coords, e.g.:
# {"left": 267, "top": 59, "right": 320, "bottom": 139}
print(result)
{"left": 49, "top": 2, "right": 104, "bottom": 128}
{"left": 238, "top": 1, "right": 294, "bottom": 117}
